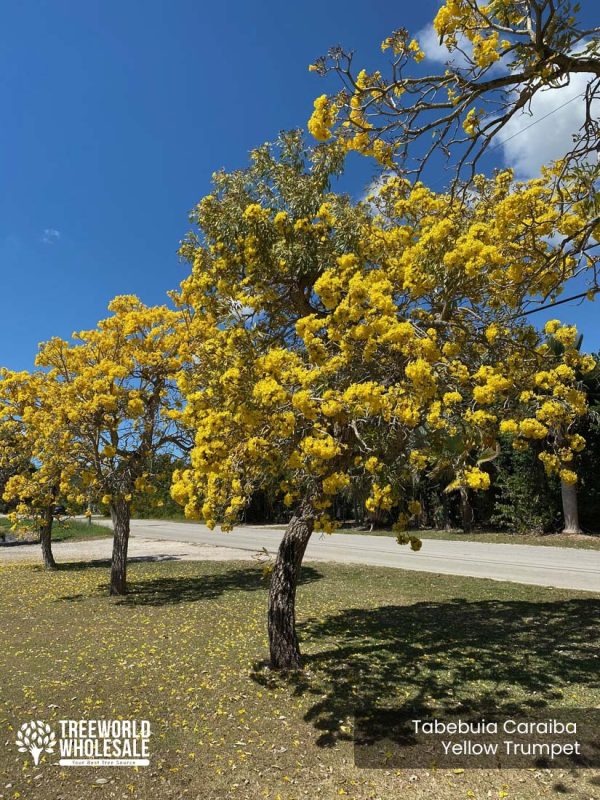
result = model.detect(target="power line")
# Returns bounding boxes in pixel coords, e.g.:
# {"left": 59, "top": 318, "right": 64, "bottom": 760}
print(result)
{"left": 483, "top": 92, "right": 598, "bottom": 318}
{"left": 522, "top": 285, "right": 599, "bottom": 316}
{"left": 490, "top": 92, "right": 585, "bottom": 151}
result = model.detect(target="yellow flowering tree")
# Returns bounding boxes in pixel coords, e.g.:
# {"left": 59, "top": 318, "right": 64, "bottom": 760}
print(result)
{"left": 34, "top": 295, "right": 189, "bottom": 594}
{"left": 309, "top": 1, "right": 600, "bottom": 295}
{"left": 310, "top": 2, "right": 600, "bottom": 179}
{"left": 174, "top": 133, "right": 593, "bottom": 669}
{"left": 0, "top": 369, "right": 67, "bottom": 568}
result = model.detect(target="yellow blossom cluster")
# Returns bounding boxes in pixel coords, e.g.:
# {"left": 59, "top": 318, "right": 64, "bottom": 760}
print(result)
{"left": 171, "top": 134, "right": 594, "bottom": 536}
{"left": 307, "top": 95, "right": 338, "bottom": 141}
{"left": 0, "top": 297, "right": 187, "bottom": 538}
{"left": 433, "top": 1, "right": 506, "bottom": 69}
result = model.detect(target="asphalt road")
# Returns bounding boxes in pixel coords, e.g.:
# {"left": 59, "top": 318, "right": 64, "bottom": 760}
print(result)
{"left": 98, "top": 519, "right": 600, "bottom": 593}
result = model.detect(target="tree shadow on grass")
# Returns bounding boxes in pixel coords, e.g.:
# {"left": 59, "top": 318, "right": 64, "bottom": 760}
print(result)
{"left": 114, "top": 564, "right": 323, "bottom": 606}
{"left": 253, "top": 598, "right": 600, "bottom": 749}
{"left": 56, "top": 554, "right": 186, "bottom": 572}
{"left": 0, "top": 538, "right": 39, "bottom": 547}
{"left": 56, "top": 560, "right": 322, "bottom": 604}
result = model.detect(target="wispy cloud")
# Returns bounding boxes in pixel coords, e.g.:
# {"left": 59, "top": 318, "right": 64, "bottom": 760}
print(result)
{"left": 418, "top": 23, "right": 472, "bottom": 70}
{"left": 418, "top": 22, "right": 507, "bottom": 75}
{"left": 42, "top": 228, "right": 61, "bottom": 244}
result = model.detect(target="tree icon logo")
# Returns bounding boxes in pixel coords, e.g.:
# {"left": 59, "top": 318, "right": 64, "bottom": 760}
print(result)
{"left": 15, "top": 721, "right": 57, "bottom": 765}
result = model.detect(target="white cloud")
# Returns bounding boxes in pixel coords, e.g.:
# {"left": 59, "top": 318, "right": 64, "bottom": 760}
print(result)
{"left": 418, "top": 23, "right": 472, "bottom": 69}
{"left": 42, "top": 228, "right": 60, "bottom": 244}
{"left": 360, "top": 171, "right": 392, "bottom": 206}
{"left": 498, "top": 73, "right": 598, "bottom": 178}
{"left": 417, "top": 23, "right": 598, "bottom": 180}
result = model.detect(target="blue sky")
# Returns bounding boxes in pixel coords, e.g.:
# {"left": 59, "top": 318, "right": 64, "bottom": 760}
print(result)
{"left": 1, "top": 0, "right": 598, "bottom": 370}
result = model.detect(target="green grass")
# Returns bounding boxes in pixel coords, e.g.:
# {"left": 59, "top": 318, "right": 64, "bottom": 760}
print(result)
{"left": 0, "top": 558, "right": 598, "bottom": 799}
{"left": 337, "top": 525, "right": 600, "bottom": 549}
{"left": 0, "top": 517, "right": 112, "bottom": 542}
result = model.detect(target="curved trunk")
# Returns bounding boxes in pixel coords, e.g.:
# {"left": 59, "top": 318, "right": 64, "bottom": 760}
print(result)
{"left": 110, "top": 497, "right": 131, "bottom": 595}
{"left": 40, "top": 506, "right": 57, "bottom": 570}
{"left": 268, "top": 500, "right": 314, "bottom": 670}
{"left": 561, "top": 480, "right": 581, "bottom": 534}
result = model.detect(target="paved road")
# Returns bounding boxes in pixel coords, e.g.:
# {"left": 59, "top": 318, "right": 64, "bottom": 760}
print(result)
{"left": 95, "top": 518, "right": 600, "bottom": 593}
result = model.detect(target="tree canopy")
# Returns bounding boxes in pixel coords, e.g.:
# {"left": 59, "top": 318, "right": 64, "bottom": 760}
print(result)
{"left": 173, "top": 133, "right": 593, "bottom": 538}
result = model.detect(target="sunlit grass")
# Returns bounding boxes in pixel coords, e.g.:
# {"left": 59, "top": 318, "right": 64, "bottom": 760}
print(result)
{"left": 0, "top": 559, "right": 597, "bottom": 799}
{"left": 0, "top": 516, "right": 111, "bottom": 542}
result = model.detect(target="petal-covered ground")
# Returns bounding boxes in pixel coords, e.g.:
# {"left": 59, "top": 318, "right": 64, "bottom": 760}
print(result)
{"left": 0, "top": 559, "right": 598, "bottom": 800}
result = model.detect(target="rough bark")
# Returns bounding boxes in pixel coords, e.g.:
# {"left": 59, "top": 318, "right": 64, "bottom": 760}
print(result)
{"left": 561, "top": 480, "right": 582, "bottom": 534}
{"left": 268, "top": 500, "right": 314, "bottom": 670}
{"left": 39, "top": 506, "right": 57, "bottom": 570}
{"left": 110, "top": 497, "right": 131, "bottom": 595}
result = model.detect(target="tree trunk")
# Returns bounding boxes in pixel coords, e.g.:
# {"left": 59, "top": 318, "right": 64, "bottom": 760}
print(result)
{"left": 561, "top": 480, "right": 581, "bottom": 534}
{"left": 460, "top": 487, "right": 474, "bottom": 532}
{"left": 110, "top": 497, "right": 131, "bottom": 595}
{"left": 268, "top": 499, "right": 314, "bottom": 670}
{"left": 39, "top": 506, "right": 57, "bottom": 570}
{"left": 442, "top": 494, "right": 452, "bottom": 530}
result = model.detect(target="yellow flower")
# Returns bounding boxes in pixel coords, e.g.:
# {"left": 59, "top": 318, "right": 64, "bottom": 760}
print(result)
{"left": 519, "top": 418, "right": 548, "bottom": 439}
{"left": 463, "top": 467, "right": 490, "bottom": 491}
{"left": 408, "top": 499, "right": 421, "bottom": 517}
{"left": 408, "top": 39, "right": 425, "bottom": 63}
{"left": 127, "top": 397, "right": 145, "bottom": 417}
{"left": 499, "top": 419, "right": 518, "bottom": 435}
{"left": 559, "top": 468, "right": 577, "bottom": 485}
{"left": 463, "top": 108, "right": 479, "bottom": 136}
{"left": 443, "top": 391, "right": 462, "bottom": 405}
{"left": 544, "top": 319, "right": 561, "bottom": 335}
{"left": 364, "top": 456, "right": 380, "bottom": 473}
{"left": 308, "top": 95, "right": 337, "bottom": 141}
{"left": 322, "top": 472, "right": 351, "bottom": 495}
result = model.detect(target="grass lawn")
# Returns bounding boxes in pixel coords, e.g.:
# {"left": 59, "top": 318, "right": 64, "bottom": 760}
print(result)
{"left": 337, "top": 526, "right": 600, "bottom": 550}
{"left": 0, "top": 517, "right": 112, "bottom": 543}
{"left": 0, "top": 559, "right": 598, "bottom": 800}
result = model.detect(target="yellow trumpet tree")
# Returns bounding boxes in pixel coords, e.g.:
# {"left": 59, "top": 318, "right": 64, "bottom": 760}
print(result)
{"left": 174, "top": 133, "right": 593, "bottom": 669}
{"left": 309, "top": 1, "right": 600, "bottom": 181}
{"left": 34, "top": 295, "right": 190, "bottom": 594}
{"left": 309, "top": 1, "right": 600, "bottom": 296}
{"left": 0, "top": 369, "right": 67, "bottom": 569}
